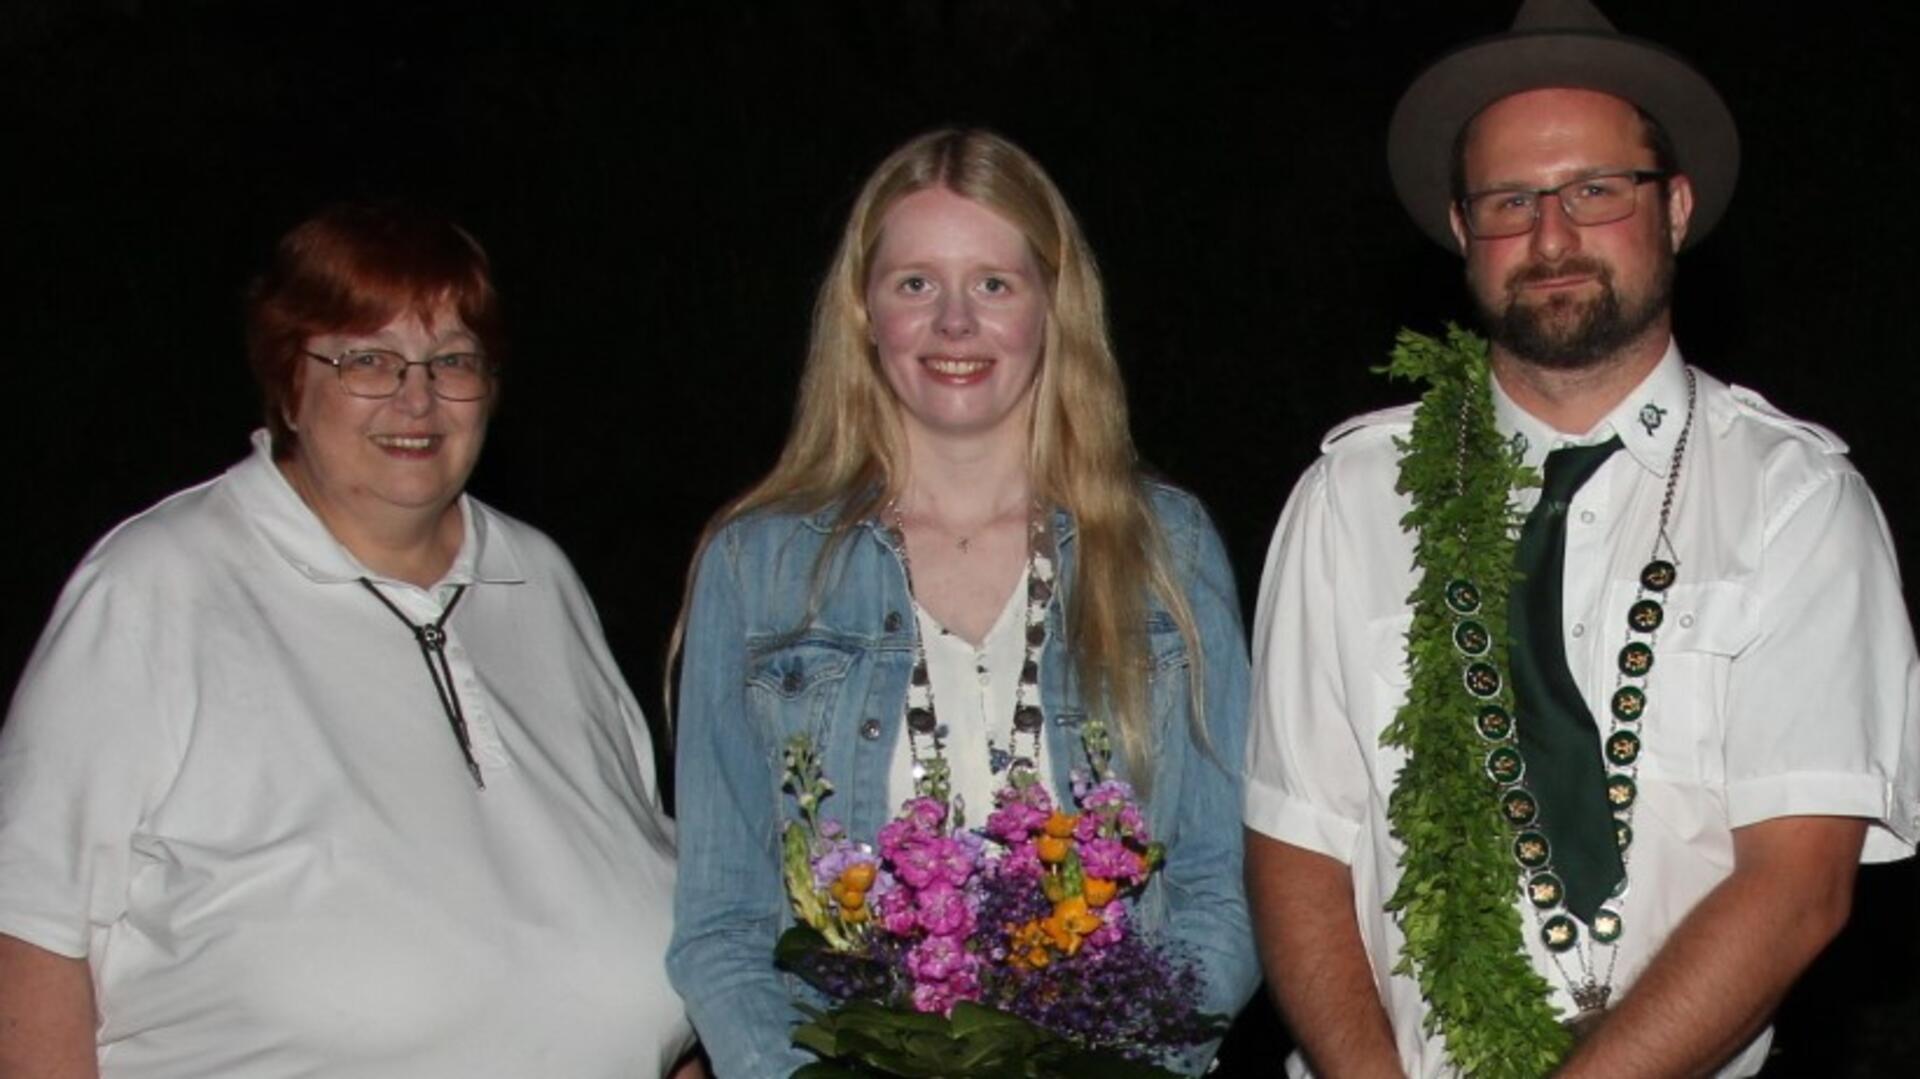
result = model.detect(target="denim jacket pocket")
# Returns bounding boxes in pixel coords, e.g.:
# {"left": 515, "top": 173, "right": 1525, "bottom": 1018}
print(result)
{"left": 745, "top": 633, "right": 863, "bottom": 741}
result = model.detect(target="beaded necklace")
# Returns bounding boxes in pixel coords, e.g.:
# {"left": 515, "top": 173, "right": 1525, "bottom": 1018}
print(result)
{"left": 887, "top": 508, "right": 1056, "bottom": 818}
{"left": 1440, "top": 365, "right": 1696, "bottom": 1026}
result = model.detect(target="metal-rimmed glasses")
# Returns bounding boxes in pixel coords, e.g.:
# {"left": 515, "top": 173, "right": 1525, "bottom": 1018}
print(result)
{"left": 303, "top": 349, "right": 493, "bottom": 401}
{"left": 1459, "top": 170, "right": 1671, "bottom": 240}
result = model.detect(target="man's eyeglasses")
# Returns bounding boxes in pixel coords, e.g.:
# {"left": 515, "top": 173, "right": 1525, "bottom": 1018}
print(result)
{"left": 304, "top": 349, "right": 493, "bottom": 401}
{"left": 1459, "top": 170, "right": 1670, "bottom": 239}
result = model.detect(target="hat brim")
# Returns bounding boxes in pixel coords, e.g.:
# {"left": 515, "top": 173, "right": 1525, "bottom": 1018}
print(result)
{"left": 1388, "top": 30, "right": 1739, "bottom": 251}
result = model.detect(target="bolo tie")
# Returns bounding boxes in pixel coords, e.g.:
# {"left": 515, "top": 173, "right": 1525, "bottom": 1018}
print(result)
{"left": 358, "top": 578, "right": 485, "bottom": 789}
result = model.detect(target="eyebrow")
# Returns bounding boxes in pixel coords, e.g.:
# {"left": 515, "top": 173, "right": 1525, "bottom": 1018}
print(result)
{"left": 1473, "top": 164, "right": 1657, "bottom": 191}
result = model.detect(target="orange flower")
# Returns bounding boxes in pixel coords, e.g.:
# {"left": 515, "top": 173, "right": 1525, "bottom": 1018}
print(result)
{"left": 1043, "top": 812, "right": 1079, "bottom": 838}
{"left": 1035, "top": 835, "right": 1072, "bottom": 864}
{"left": 1007, "top": 920, "right": 1053, "bottom": 971}
{"left": 1041, "top": 896, "right": 1103, "bottom": 955}
{"left": 841, "top": 904, "right": 870, "bottom": 925}
{"left": 839, "top": 863, "right": 877, "bottom": 892}
{"left": 1083, "top": 877, "right": 1117, "bottom": 908}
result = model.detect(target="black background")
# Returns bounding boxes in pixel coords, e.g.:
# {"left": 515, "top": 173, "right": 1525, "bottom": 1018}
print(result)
{"left": 6, "top": 2, "right": 1917, "bottom": 1073}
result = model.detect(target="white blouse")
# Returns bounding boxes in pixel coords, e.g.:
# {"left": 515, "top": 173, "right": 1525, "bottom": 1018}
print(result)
{"left": 0, "top": 431, "right": 692, "bottom": 1078}
{"left": 887, "top": 571, "right": 1058, "bottom": 826}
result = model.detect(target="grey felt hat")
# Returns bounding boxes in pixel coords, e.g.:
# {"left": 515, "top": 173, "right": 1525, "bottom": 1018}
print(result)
{"left": 1387, "top": 0, "right": 1739, "bottom": 250}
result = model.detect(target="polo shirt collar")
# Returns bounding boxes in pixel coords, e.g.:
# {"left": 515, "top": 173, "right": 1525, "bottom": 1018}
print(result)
{"left": 228, "top": 428, "right": 526, "bottom": 588}
{"left": 1492, "top": 339, "right": 1691, "bottom": 480}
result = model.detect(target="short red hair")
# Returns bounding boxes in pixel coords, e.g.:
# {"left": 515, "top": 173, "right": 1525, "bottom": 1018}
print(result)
{"left": 245, "top": 203, "right": 507, "bottom": 457}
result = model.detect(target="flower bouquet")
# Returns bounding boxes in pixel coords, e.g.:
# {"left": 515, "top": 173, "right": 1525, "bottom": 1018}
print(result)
{"left": 775, "top": 737, "right": 1226, "bottom": 1078}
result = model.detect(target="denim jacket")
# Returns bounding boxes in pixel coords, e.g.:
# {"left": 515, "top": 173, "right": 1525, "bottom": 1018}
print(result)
{"left": 668, "top": 482, "right": 1258, "bottom": 1077}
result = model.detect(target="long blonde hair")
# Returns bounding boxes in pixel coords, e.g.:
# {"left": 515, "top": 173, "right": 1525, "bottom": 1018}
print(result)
{"left": 671, "top": 129, "right": 1202, "bottom": 790}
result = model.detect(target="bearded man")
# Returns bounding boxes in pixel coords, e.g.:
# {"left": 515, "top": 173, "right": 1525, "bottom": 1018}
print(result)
{"left": 1243, "top": 1, "right": 1919, "bottom": 1076}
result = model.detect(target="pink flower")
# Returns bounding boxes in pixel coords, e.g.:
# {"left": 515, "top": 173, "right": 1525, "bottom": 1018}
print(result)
{"left": 1079, "top": 836, "right": 1146, "bottom": 883}
{"left": 894, "top": 836, "right": 973, "bottom": 889}
{"left": 902, "top": 797, "right": 948, "bottom": 831}
{"left": 985, "top": 801, "right": 1051, "bottom": 842}
{"left": 913, "top": 881, "right": 976, "bottom": 937}
{"left": 906, "top": 933, "right": 974, "bottom": 983}
{"left": 1085, "top": 896, "right": 1129, "bottom": 949}
{"left": 995, "top": 842, "right": 1043, "bottom": 880}
{"left": 875, "top": 887, "right": 918, "bottom": 937}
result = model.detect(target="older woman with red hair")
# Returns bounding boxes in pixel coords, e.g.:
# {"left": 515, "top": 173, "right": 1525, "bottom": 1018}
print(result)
{"left": 0, "top": 204, "right": 693, "bottom": 1078}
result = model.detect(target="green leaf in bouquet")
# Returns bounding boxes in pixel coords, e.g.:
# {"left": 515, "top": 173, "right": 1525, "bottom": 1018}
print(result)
{"left": 775, "top": 925, "right": 833, "bottom": 971}
{"left": 792, "top": 1064, "right": 876, "bottom": 1079}
{"left": 945, "top": 1001, "right": 1033, "bottom": 1040}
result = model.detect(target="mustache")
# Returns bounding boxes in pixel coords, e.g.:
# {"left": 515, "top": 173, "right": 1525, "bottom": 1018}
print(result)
{"left": 1505, "top": 256, "right": 1612, "bottom": 291}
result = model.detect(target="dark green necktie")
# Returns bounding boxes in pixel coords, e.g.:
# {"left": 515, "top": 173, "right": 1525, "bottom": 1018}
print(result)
{"left": 1510, "top": 436, "right": 1624, "bottom": 923}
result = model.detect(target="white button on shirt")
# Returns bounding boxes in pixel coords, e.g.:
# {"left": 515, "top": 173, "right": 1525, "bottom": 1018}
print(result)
{"left": 0, "top": 431, "right": 692, "bottom": 1078}
{"left": 1245, "top": 345, "right": 1919, "bottom": 1078}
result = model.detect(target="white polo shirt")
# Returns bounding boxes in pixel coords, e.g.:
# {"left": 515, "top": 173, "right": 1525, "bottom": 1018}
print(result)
{"left": 0, "top": 430, "right": 692, "bottom": 1078}
{"left": 1245, "top": 345, "right": 1919, "bottom": 1078}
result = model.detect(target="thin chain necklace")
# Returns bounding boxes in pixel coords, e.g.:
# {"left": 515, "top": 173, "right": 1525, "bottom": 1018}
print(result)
{"left": 887, "top": 505, "right": 1054, "bottom": 820}
{"left": 358, "top": 578, "right": 485, "bottom": 789}
{"left": 1444, "top": 366, "right": 1696, "bottom": 1026}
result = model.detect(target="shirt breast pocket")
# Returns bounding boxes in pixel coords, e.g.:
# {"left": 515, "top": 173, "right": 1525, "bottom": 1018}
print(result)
{"left": 1629, "top": 580, "right": 1757, "bottom": 786}
{"left": 745, "top": 634, "right": 862, "bottom": 740}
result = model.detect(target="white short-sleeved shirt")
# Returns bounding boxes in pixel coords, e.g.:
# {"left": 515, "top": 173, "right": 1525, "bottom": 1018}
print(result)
{"left": 1244, "top": 345, "right": 1920, "bottom": 1078}
{"left": 0, "top": 430, "right": 693, "bottom": 1078}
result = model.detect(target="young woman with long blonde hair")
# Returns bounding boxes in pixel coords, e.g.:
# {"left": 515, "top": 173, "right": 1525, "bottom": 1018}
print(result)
{"left": 666, "top": 129, "right": 1256, "bottom": 1076}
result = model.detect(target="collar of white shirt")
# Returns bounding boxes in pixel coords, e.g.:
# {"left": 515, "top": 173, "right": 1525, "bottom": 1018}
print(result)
{"left": 229, "top": 427, "right": 527, "bottom": 589}
{"left": 1492, "top": 339, "right": 1692, "bottom": 480}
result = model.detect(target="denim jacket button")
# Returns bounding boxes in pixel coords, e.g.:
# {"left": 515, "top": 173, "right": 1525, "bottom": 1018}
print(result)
{"left": 860, "top": 718, "right": 883, "bottom": 740}
{"left": 781, "top": 670, "right": 803, "bottom": 694}
{"left": 884, "top": 611, "right": 903, "bottom": 633}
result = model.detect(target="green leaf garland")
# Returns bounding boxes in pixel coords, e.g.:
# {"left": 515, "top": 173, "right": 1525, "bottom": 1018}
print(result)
{"left": 1378, "top": 325, "right": 1571, "bottom": 1075}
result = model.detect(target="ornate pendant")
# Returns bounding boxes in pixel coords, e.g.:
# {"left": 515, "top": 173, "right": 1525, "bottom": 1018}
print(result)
{"left": 1564, "top": 986, "right": 1611, "bottom": 1041}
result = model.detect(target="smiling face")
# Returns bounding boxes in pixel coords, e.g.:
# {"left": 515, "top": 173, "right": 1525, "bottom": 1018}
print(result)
{"left": 864, "top": 187, "right": 1049, "bottom": 450}
{"left": 1452, "top": 88, "right": 1693, "bottom": 370}
{"left": 281, "top": 303, "right": 489, "bottom": 544}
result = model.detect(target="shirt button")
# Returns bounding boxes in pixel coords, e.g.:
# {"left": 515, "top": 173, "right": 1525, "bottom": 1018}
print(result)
{"left": 860, "top": 718, "right": 882, "bottom": 741}
{"left": 1678, "top": 613, "right": 1695, "bottom": 628}
{"left": 1571, "top": 622, "right": 1586, "bottom": 638}
{"left": 1579, "top": 510, "right": 1597, "bottom": 525}
{"left": 884, "top": 611, "right": 903, "bottom": 633}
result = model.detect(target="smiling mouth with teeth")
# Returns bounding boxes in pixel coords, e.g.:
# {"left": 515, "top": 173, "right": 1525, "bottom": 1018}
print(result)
{"left": 922, "top": 356, "right": 993, "bottom": 376}
{"left": 372, "top": 435, "right": 438, "bottom": 451}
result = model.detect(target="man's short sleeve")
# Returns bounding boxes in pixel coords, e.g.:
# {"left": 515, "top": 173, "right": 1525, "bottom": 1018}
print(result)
{"left": 1723, "top": 469, "right": 1919, "bottom": 860}
{"left": 1244, "top": 462, "right": 1371, "bottom": 862}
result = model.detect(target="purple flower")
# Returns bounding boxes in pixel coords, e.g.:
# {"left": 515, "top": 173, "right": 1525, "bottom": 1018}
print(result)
{"left": 985, "top": 785, "right": 1054, "bottom": 841}
{"left": 994, "top": 841, "right": 1044, "bottom": 881}
{"left": 893, "top": 835, "right": 974, "bottom": 889}
{"left": 810, "top": 844, "right": 878, "bottom": 892}
{"left": 1079, "top": 836, "right": 1147, "bottom": 883}
{"left": 906, "top": 933, "right": 974, "bottom": 983}
{"left": 902, "top": 797, "right": 948, "bottom": 831}
{"left": 875, "top": 888, "right": 919, "bottom": 937}
{"left": 913, "top": 881, "right": 976, "bottom": 937}
{"left": 1085, "top": 896, "right": 1129, "bottom": 949}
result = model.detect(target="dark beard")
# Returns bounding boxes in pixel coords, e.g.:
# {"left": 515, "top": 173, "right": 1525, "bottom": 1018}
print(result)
{"left": 1478, "top": 252, "right": 1674, "bottom": 370}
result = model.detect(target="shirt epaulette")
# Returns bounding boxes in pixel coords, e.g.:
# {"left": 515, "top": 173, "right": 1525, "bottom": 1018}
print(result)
{"left": 1319, "top": 404, "right": 1417, "bottom": 454}
{"left": 1725, "top": 383, "right": 1850, "bottom": 455}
